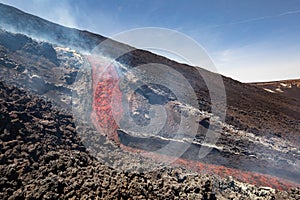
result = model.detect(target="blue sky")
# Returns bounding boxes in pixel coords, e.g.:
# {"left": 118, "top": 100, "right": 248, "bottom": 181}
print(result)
{"left": 1, "top": 0, "right": 300, "bottom": 82}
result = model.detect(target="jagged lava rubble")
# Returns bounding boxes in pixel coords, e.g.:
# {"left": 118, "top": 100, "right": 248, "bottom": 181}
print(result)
{"left": 1, "top": 81, "right": 300, "bottom": 199}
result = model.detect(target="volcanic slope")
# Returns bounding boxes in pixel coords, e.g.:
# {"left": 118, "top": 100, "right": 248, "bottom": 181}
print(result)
{"left": 0, "top": 2, "right": 299, "bottom": 195}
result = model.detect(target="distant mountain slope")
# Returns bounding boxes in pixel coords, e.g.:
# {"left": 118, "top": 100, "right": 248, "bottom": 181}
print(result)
{"left": 251, "top": 79, "right": 300, "bottom": 101}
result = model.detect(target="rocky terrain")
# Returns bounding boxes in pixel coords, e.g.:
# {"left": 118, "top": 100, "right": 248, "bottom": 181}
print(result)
{"left": 1, "top": 81, "right": 300, "bottom": 199}
{"left": 251, "top": 79, "right": 300, "bottom": 101}
{"left": 0, "top": 2, "right": 299, "bottom": 199}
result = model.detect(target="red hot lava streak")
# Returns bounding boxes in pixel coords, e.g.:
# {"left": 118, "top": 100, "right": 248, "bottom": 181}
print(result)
{"left": 89, "top": 56, "right": 123, "bottom": 143}
{"left": 88, "top": 55, "right": 299, "bottom": 190}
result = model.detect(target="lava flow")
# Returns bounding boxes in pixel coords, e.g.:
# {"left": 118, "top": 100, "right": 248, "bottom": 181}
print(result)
{"left": 89, "top": 55, "right": 123, "bottom": 143}
{"left": 88, "top": 55, "right": 299, "bottom": 191}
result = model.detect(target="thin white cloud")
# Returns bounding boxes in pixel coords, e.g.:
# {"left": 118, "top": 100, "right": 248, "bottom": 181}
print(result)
{"left": 278, "top": 9, "right": 300, "bottom": 16}
{"left": 206, "top": 9, "right": 300, "bottom": 29}
{"left": 0, "top": 0, "right": 78, "bottom": 28}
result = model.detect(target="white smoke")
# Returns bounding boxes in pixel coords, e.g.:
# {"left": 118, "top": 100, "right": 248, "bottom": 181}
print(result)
{"left": 0, "top": 0, "right": 78, "bottom": 28}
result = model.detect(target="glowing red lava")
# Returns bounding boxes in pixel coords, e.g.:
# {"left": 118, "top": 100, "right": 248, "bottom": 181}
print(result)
{"left": 89, "top": 56, "right": 298, "bottom": 190}
{"left": 89, "top": 56, "right": 123, "bottom": 143}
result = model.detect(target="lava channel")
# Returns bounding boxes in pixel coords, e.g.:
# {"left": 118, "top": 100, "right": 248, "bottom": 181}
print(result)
{"left": 88, "top": 56, "right": 299, "bottom": 191}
